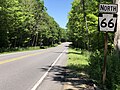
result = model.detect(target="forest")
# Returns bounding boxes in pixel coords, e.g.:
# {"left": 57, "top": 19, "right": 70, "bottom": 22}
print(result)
{"left": 67, "top": 0, "right": 120, "bottom": 90}
{"left": 0, "top": 0, "right": 120, "bottom": 90}
{"left": 0, "top": 0, "right": 67, "bottom": 52}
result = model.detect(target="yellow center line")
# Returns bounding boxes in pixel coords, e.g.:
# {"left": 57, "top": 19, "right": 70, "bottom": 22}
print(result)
{"left": 0, "top": 52, "right": 44, "bottom": 65}
{"left": 0, "top": 45, "right": 63, "bottom": 65}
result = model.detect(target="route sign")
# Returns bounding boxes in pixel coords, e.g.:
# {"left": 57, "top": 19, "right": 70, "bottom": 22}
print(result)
{"left": 98, "top": 3, "right": 118, "bottom": 84}
{"left": 98, "top": 13, "right": 117, "bottom": 32}
{"left": 99, "top": 4, "right": 118, "bottom": 13}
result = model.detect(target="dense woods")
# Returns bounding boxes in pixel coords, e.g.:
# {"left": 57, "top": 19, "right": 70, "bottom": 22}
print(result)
{"left": 67, "top": 0, "right": 114, "bottom": 51}
{"left": 0, "top": 0, "right": 66, "bottom": 51}
{"left": 67, "top": 0, "right": 120, "bottom": 90}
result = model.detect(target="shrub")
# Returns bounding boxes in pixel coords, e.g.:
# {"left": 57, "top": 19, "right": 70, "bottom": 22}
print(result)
{"left": 88, "top": 50, "right": 120, "bottom": 90}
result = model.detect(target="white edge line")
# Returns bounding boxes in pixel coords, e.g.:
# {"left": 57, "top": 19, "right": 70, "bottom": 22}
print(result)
{"left": 31, "top": 49, "right": 67, "bottom": 90}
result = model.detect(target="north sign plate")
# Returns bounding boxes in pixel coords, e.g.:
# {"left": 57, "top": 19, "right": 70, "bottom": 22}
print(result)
{"left": 99, "top": 4, "right": 118, "bottom": 13}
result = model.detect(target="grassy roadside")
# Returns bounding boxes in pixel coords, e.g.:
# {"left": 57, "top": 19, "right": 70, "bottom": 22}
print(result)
{"left": 67, "top": 48, "right": 120, "bottom": 90}
{"left": 67, "top": 48, "right": 90, "bottom": 71}
{"left": 0, "top": 43, "right": 59, "bottom": 54}
{"left": 65, "top": 48, "right": 95, "bottom": 90}
{"left": 0, "top": 47, "right": 40, "bottom": 54}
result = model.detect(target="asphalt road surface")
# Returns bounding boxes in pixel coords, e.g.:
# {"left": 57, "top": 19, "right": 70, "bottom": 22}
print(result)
{"left": 0, "top": 42, "right": 69, "bottom": 90}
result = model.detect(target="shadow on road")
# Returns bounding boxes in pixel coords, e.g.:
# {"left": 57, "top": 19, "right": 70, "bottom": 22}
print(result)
{"left": 40, "top": 65, "right": 98, "bottom": 90}
{"left": 41, "top": 65, "right": 66, "bottom": 83}
{"left": 64, "top": 65, "right": 97, "bottom": 90}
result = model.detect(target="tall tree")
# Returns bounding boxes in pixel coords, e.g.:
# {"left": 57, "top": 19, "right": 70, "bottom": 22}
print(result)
{"left": 67, "top": 0, "right": 99, "bottom": 50}
{"left": 0, "top": 0, "right": 67, "bottom": 49}
{"left": 114, "top": 0, "right": 120, "bottom": 50}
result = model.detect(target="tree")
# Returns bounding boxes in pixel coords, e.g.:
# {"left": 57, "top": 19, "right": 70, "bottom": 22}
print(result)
{"left": 0, "top": 0, "right": 67, "bottom": 50}
{"left": 0, "top": 0, "right": 24, "bottom": 48}
{"left": 114, "top": 0, "right": 120, "bottom": 50}
{"left": 67, "top": 0, "right": 100, "bottom": 50}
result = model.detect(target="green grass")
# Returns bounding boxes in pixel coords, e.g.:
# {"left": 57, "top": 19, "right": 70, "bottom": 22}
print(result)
{"left": 0, "top": 43, "right": 60, "bottom": 54}
{"left": 67, "top": 48, "right": 91, "bottom": 71}
{"left": 0, "top": 46, "right": 41, "bottom": 54}
{"left": 66, "top": 48, "right": 92, "bottom": 86}
{"left": 68, "top": 48, "right": 90, "bottom": 65}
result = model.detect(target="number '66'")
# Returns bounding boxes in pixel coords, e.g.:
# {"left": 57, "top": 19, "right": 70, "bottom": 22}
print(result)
{"left": 101, "top": 18, "right": 114, "bottom": 28}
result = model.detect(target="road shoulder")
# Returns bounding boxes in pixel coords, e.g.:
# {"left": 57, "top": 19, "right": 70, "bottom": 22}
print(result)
{"left": 37, "top": 48, "right": 68, "bottom": 90}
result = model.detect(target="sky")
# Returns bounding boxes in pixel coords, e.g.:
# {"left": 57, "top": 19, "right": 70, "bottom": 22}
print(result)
{"left": 44, "top": 0, "right": 73, "bottom": 29}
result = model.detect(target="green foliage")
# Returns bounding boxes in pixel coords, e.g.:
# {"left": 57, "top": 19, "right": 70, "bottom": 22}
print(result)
{"left": 88, "top": 50, "right": 103, "bottom": 84}
{"left": 67, "top": 0, "right": 119, "bottom": 89}
{"left": 67, "top": 0, "right": 99, "bottom": 49}
{"left": 105, "top": 51, "right": 120, "bottom": 90}
{"left": 88, "top": 50, "right": 120, "bottom": 90}
{"left": 0, "top": 0, "right": 67, "bottom": 50}
{"left": 0, "top": 46, "right": 40, "bottom": 54}
{"left": 67, "top": 0, "right": 113, "bottom": 51}
{"left": 68, "top": 47, "right": 120, "bottom": 90}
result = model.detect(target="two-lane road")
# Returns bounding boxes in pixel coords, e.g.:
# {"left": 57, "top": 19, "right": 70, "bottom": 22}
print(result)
{"left": 0, "top": 42, "right": 69, "bottom": 90}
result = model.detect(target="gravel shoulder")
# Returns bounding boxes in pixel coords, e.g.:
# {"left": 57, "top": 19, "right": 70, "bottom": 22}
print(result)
{"left": 63, "top": 68, "right": 99, "bottom": 90}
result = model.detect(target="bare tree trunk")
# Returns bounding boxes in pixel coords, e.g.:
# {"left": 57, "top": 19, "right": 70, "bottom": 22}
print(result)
{"left": 35, "top": 33, "right": 38, "bottom": 47}
{"left": 114, "top": 0, "right": 120, "bottom": 50}
{"left": 32, "top": 35, "right": 36, "bottom": 47}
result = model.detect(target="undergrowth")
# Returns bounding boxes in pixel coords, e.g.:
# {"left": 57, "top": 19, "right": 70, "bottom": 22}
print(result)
{"left": 68, "top": 48, "right": 120, "bottom": 90}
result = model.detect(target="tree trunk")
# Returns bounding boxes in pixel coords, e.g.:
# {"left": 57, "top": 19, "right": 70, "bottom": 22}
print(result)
{"left": 35, "top": 33, "right": 38, "bottom": 46}
{"left": 32, "top": 35, "right": 36, "bottom": 47}
{"left": 114, "top": 0, "right": 120, "bottom": 50}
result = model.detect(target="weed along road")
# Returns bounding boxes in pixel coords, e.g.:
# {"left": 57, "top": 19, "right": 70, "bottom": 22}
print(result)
{"left": 0, "top": 42, "right": 69, "bottom": 90}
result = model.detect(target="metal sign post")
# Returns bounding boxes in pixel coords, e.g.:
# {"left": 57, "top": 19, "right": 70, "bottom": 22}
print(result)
{"left": 98, "top": 4, "right": 118, "bottom": 85}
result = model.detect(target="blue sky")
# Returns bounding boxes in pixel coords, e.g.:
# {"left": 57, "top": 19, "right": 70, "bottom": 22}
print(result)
{"left": 44, "top": 0, "right": 73, "bottom": 28}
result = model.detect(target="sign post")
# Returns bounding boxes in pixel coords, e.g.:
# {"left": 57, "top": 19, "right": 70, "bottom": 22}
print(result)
{"left": 103, "top": 32, "right": 108, "bottom": 84}
{"left": 98, "top": 4, "right": 118, "bottom": 84}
